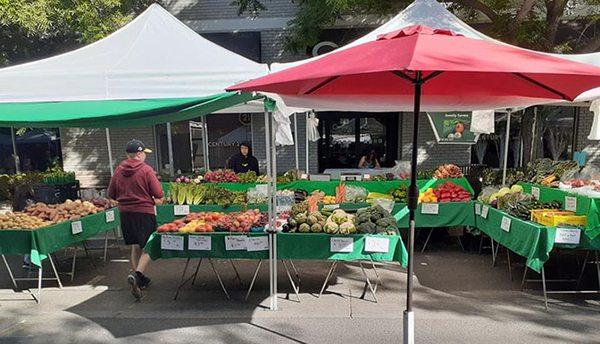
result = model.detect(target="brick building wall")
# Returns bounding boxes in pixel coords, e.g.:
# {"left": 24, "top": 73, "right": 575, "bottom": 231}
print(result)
{"left": 575, "top": 108, "right": 600, "bottom": 165}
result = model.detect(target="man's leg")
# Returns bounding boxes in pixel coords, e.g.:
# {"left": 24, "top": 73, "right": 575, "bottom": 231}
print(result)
{"left": 130, "top": 245, "right": 141, "bottom": 271}
{"left": 136, "top": 252, "right": 151, "bottom": 274}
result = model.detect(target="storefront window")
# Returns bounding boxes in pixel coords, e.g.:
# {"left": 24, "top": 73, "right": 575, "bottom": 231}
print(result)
{"left": 0, "top": 128, "right": 62, "bottom": 173}
{"left": 317, "top": 113, "right": 398, "bottom": 172}
{"left": 206, "top": 113, "right": 252, "bottom": 169}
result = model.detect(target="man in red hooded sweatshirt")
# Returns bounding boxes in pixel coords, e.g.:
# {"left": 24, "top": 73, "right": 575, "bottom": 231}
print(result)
{"left": 108, "top": 139, "right": 163, "bottom": 300}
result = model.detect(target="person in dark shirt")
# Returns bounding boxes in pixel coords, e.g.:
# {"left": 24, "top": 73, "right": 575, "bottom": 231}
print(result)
{"left": 227, "top": 141, "right": 259, "bottom": 174}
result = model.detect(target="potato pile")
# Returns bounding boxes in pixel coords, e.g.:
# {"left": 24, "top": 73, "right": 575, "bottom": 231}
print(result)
{"left": 0, "top": 212, "right": 51, "bottom": 230}
{"left": 25, "top": 199, "right": 100, "bottom": 224}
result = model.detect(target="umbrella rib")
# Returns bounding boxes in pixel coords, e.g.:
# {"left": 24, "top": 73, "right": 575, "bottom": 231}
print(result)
{"left": 392, "top": 71, "right": 416, "bottom": 83}
{"left": 422, "top": 71, "right": 443, "bottom": 83}
{"left": 512, "top": 73, "right": 571, "bottom": 101}
{"left": 303, "top": 76, "right": 339, "bottom": 94}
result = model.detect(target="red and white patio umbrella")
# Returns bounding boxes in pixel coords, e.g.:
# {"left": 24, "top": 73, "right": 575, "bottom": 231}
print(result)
{"left": 227, "top": 25, "right": 600, "bottom": 344}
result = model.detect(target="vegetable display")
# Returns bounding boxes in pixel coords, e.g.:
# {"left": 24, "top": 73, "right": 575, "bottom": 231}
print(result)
{"left": 236, "top": 171, "right": 258, "bottom": 183}
{"left": 89, "top": 197, "right": 118, "bottom": 211}
{"left": 430, "top": 182, "right": 471, "bottom": 202}
{"left": 0, "top": 212, "right": 52, "bottom": 230}
{"left": 391, "top": 185, "right": 408, "bottom": 203}
{"left": 24, "top": 200, "right": 100, "bottom": 223}
{"left": 203, "top": 169, "right": 238, "bottom": 183}
{"left": 355, "top": 205, "right": 398, "bottom": 235}
{"left": 433, "top": 164, "right": 463, "bottom": 179}
{"left": 157, "top": 210, "right": 266, "bottom": 233}
{"left": 168, "top": 183, "right": 245, "bottom": 206}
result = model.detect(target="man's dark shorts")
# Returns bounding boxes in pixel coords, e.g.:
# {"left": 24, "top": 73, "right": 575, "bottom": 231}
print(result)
{"left": 120, "top": 212, "right": 157, "bottom": 248}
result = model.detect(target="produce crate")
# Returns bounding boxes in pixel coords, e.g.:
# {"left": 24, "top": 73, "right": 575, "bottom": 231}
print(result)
{"left": 533, "top": 210, "right": 587, "bottom": 227}
{"left": 33, "top": 181, "right": 80, "bottom": 205}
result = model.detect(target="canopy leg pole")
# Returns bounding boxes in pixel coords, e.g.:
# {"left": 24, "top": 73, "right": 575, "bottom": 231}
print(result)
{"left": 202, "top": 116, "right": 210, "bottom": 170}
{"left": 270, "top": 111, "right": 278, "bottom": 311}
{"left": 166, "top": 122, "right": 175, "bottom": 178}
{"left": 264, "top": 108, "right": 275, "bottom": 311}
{"left": 105, "top": 128, "right": 114, "bottom": 176}
{"left": 294, "top": 112, "right": 299, "bottom": 171}
{"left": 502, "top": 110, "right": 512, "bottom": 186}
{"left": 305, "top": 112, "right": 309, "bottom": 173}
{"left": 404, "top": 71, "right": 422, "bottom": 344}
{"left": 10, "top": 127, "right": 20, "bottom": 173}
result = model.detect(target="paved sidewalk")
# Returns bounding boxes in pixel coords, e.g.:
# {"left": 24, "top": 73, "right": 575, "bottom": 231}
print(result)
{"left": 0, "top": 242, "right": 599, "bottom": 343}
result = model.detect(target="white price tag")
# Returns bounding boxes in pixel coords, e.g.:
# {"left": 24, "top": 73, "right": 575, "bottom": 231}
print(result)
{"left": 364, "top": 237, "right": 390, "bottom": 253}
{"left": 554, "top": 227, "right": 581, "bottom": 245}
{"left": 481, "top": 206, "right": 489, "bottom": 219}
{"left": 188, "top": 235, "right": 211, "bottom": 251}
{"left": 330, "top": 237, "right": 354, "bottom": 253}
{"left": 161, "top": 234, "right": 184, "bottom": 251}
{"left": 71, "top": 221, "right": 83, "bottom": 235}
{"left": 300, "top": 173, "right": 309, "bottom": 180}
{"left": 531, "top": 187, "right": 540, "bottom": 200}
{"left": 105, "top": 209, "right": 115, "bottom": 223}
{"left": 421, "top": 203, "right": 439, "bottom": 215}
{"left": 475, "top": 203, "right": 481, "bottom": 215}
{"left": 247, "top": 236, "right": 269, "bottom": 252}
{"left": 501, "top": 216, "right": 512, "bottom": 232}
{"left": 174, "top": 205, "right": 190, "bottom": 216}
{"left": 363, "top": 174, "right": 371, "bottom": 180}
{"left": 225, "top": 236, "right": 248, "bottom": 251}
{"left": 565, "top": 196, "right": 577, "bottom": 212}
{"left": 323, "top": 204, "right": 340, "bottom": 210}
{"left": 256, "top": 184, "right": 269, "bottom": 193}
{"left": 154, "top": 206, "right": 157, "bottom": 215}
{"left": 276, "top": 205, "right": 292, "bottom": 213}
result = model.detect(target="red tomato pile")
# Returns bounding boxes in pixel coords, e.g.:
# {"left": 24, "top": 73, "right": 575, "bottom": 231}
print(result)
{"left": 433, "top": 182, "right": 471, "bottom": 202}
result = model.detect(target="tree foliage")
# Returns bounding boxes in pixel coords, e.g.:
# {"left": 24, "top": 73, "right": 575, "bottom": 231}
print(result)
{"left": 236, "top": 0, "right": 600, "bottom": 54}
{"left": 0, "top": 0, "right": 157, "bottom": 67}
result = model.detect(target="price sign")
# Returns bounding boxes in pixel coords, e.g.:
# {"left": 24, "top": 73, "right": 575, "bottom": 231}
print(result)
{"left": 161, "top": 234, "right": 184, "bottom": 251}
{"left": 330, "top": 237, "right": 354, "bottom": 253}
{"left": 225, "top": 236, "right": 248, "bottom": 251}
{"left": 364, "top": 237, "right": 390, "bottom": 253}
{"left": 105, "top": 209, "right": 115, "bottom": 223}
{"left": 363, "top": 174, "right": 371, "bottom": 180}
{"left": 501, "top": 216, "right": 512, "bottom": 232}
{"left": 323, "top": 204, "right": 340, "bottom": 210}
{"left": 565, "top": 196, "right": 577, "bottom": 212}
{"left": 421, "top": 203, "right": 439, "bottom": 215}
{"left": 554, "top": 227, "right": 581, "bottom": 245}
{"left": 531, "top": 187, "right": 540, "bottom": 200}
{"left": 276, "top": 205, "right": 292, "bottom": 213}
{"left": 247, "top": 236, "right": 269, "bottom": 252}
{"left": 188, "top": 235, "right": 211, "bottom": 251}
{"left": 475, "top": 203, "right": 481, "bottom": 215}
{"left": 256, "top": 184, "right": 268, "bottom": 194}
{"left": 300, "top": 173, "right": 309, "bottom": 180}
{"left": 71, "top": 221, "right": 83, "bottom": 235}
{"left": 481, "top": 206, "right": 489, "bottom": 219}
{"left": 174, "top": 205, "right": 190, "bottom": 216}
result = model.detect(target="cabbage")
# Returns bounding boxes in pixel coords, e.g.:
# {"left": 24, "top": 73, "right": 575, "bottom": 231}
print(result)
{"left": 510, "top": 185, "right": 524, "bottom": 193}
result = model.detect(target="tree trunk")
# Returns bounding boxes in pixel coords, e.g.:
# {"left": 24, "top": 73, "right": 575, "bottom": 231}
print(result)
{"left": 520, "top": 107, "right": 535, "bottom": 165}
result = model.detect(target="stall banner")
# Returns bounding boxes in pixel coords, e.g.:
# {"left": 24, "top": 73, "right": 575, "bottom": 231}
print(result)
{"left": 427, "top": 112, "right": 478, "bottom": 144}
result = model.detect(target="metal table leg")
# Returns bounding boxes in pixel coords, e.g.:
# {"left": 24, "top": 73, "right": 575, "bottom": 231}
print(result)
{"left": 520, "top": 265, "right": 528, "bottom": 291}
{"left": 541, "top": 266, "right": 548, "bottom": 311}
{"left": 245, "top": 260, "right": 263, "bottom": 301}
{"left": 506, "top": 249, "right": 512, "bottom": 281}
{"left": 173, "top": 258, "right": 191, "bottom": 300}
{"left": 358, "top": 261, "right": 378, "bottom": 303}
{"left": 208, "top": 259, "right": 230, "bottom": 300}
{"left": 191, "top": 258, "right": 203, "bottom": 286}
{"left": 289, "top": 260, "right": 301, "bottom": 288}
{"left": 490, "top": 239, "right": 496, "bottom": 267}
{"left": 281, "top": 260, "right": 300, "bottom": 302}
{"left": 36, "top": 267, "right": 42, "bottom": 303}
{"left": 229, "top": 259, "right": 243, "bottom": 286}
{"left": 318, "top": 261, "right": 338, "bottom": 298}
{"left": 2, "top": 254, "right": 19, "bottom": 290}
{"left": 70, "top": 247, "right": 78, "bottom": 282}
{"left": 48, "top": 255, "right": 63, "bottom": 289}
{"left": 421, "top": 228, "right": 434, "bottom": 253}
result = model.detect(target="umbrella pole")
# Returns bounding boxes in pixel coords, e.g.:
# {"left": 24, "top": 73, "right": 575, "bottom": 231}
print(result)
{"left": 166, "top": 122, "right": 175, "bottom": 178}
{"left": 501, "top": 110, "right": 512, "bottom": 186}
{"left": 105, "top": 128, "right": 114, "bottom": 176}
{"left": 404, "top": 72, "right": 422, "bottom": 344}
{"left": 10, "top": 127, "right": 20, "bottom": 174}
{"left": 294, "top": 112, "right": 299, "bottom": 170}
{"left": 202, "top": 116, "right": 210, "bottom": 170}
{"left": 305, "top": 112, "right": 309, "bottom": 173}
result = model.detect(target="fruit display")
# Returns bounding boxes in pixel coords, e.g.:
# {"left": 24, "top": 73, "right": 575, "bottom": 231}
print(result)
{"left": 277, "top": 170, "right": 298, "bottom": 184}
{"left": 478, "top": 185, "right": 523, "bottom": 205}
{"left": 89, "top": 197, "right": 118, "bottom": 210}
{"left": 204, "top": 169, "right": 238, "bottom": 183}
{"left": 391, "top": 185, "right": 408, "bottom": 203}
{"left": 24, "top": 200, "right": 100, "bottom": 223}
{"left": 430, "top": 182, "right": 471, "bottom": 202}
{"left": 433, "top": 164, "right": 463, "bottom": 179}
{"left": 355, "top": 205, "right": 398, "bottom": 235}
{"left": 323, "top": 209, "right": 356, "bottom": 234}
{"left": 168, "top": 183, "right": 244, "bottom": 206}
{"left": 0, "top": 212, "right": 52, "bottom": 230}
{"left": 236, "top": 171, "right": 258, "bottom": 183}
{"left": 157, "top": 210, "right": 265, "bottom": 233}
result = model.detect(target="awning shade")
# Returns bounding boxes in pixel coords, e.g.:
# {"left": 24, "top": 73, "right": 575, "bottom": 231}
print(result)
{"left": 0, "top": 92, "right": 258, "bottom": 128}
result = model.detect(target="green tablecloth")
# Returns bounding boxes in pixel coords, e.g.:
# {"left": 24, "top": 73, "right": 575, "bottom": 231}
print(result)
{"left": 156, "top": 204, "right": 268, "bottom": 224}
{"left": 145, "top": 232, "right": 270, "bottom": 260}
{"left": 0, "top": 209, "right": 120, "bottom": 267}
{"left": 277, "top": 233, "right": 407, "bottom": 266}
{"left": 518, "top": 183, "right": 600, "bottom": 239}
{"left": 475, "top": 203, "right": 553, "bottom": 273}
{"left": 145, "top": 232, "right": 407, "bottom": 267}
{"left": 392, "top": 201, "right": 476, "bottom": 228}
{"left": 161, "top": 177, "right": 474, "bottom": 197}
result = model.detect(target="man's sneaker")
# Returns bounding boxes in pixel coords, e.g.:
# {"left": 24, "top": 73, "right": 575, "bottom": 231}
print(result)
{"left": 139, "top": 274, "right": 152, "bottom": 290}
{"left": 127, "top": 273, "right": 143, "bottom": 300}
